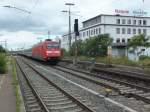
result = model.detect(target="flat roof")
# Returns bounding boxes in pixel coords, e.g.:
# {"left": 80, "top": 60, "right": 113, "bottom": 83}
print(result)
{"left": 82, "top": 14, "right": 150, "bottom": 23}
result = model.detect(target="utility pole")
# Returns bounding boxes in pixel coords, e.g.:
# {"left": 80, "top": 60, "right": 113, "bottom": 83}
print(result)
{"left": 48, "top": 31, "right": 50, "bottom": 39}
{"left": 73, "top": 19, "right": 79, "bottom": 65}
{"left": 68, "top": 7, "right": 71, "bottom": 51}
{"left": 62, "top": 3, "right": 75, "bottom": 51}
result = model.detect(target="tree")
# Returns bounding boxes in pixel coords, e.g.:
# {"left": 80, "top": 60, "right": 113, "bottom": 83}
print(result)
{"left": 0, "top": 45, "right": 5, "bottom": 53}
{"left": 83, "top": 34, "right": 113, "bottom": 56}
{"left": 128, "top": 34, "right": 150, "bottom": 55}
{"left": 70, "top": 34, "right": 113, "bottom": 57}
{"left": 70, "top": 39, "right": 84, "bottom": 56}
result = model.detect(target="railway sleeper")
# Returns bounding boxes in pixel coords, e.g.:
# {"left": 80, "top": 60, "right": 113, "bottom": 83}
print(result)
{"left": 43, "top": 98, "right": 69, "bottom": 103}
{"left": 45, "top": 99, "right": 71, "bottom": 104}
{"left": 43, "top": 96, "right": 67, "bottom": 101}
{"left": 25, "top": 94, "right": 35, "bottom": 98}
{"left": 46, "top": 100, "right": 73, "bottom": 106}
{"left": 49, "top": 103, "right": 80, "bottom": 111}
{"left": 144, "top": 104, "right": 150, "bottom": 109}
{"left": 26, "top": 100, "right": 38, "bottom": 105}
{"left": 120, "top": 88, "right": 137, "bottom": 93}
{"left": 138, "top": 92, "right": 150, "bottom": 97}
{"left": 26, "top": 107, "right": 42, "bottom": 112}
{"left": 26, "top": 96, "right": 36, "bottom": 101}
{"left": 42, "top": 93, "right": 63, "bottom": 97}
{"left": 28, "top": 103, "right": 40, "bottom": 109}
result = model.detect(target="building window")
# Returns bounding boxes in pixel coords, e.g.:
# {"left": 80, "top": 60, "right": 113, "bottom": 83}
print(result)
{"left": 80, "top": 32, "right": 82, "bottom": 38}
{"left": 122, "top": 38, "right": 125, "bottom": 43}
{"left": 143, "top": 20, "right": 147, "bottom": 25}
{"left": 87, "top": 31, "right": 89, "bottom": 36}
{"left": 83, "top": 32, "right": 85, "bottom": 37}
{"left": 96, "top": 28, "right": 98, "bottom": 34}
{"left": 122, "top": 28, "right": 126, "bottom": 34}
{"left": 81, "top": 32, "right": 83, "bottom": 38}
{"left": 99, "top": 28, "right": 101, "bottom": 34}
{"left": 127, "top": 28, "right": 131, "bottom": 34}
{"left": 133, "top": 29, "right": 136, "bottom": 34}
{"left": 94, "top": 29, "right": 96, "bottom": 35}
{"left": 127, "top": 19, "right": 131, "bottom": 24}
{"left": 116, "top": 19, "right": 120, "bottom": 24}
{"left": 122, "top": 19, "right": 126, "bottom": 24}
{"left": 138, "top": 29, "right": 141, "bottom": 34}
{"left": 138, "top": 20, "right": 142, "bottom": 25}
{"left": 133, "top": 20, "right": 136, "bottom": 25}
{"left": 116, "top": 28, "right": 120, "bottom": 34}
{"left": 90, "top": 30, "right": 92, "bottom": 35}
{"left": 63, "top": 37, "right": 65, "bottom": 41}
{"left": 143, "top": 29, "right": 147, "bottom": 35}
{"left": 116, "top": 38, "right": 120, "bottom": 43}
{"left": 73, "top": 35, "right": 75, "bottom": 39}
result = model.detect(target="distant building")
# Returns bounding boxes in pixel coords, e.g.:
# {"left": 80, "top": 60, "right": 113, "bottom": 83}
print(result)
{"left": 61, "top": 14, "right": 150, "bottom": 50}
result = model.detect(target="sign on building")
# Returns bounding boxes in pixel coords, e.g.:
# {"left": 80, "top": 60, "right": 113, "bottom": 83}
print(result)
{"left": 133, "top": 9, "right": 147, "bottom": 16}
{"left": 115, "top": 9, "right": 129, "bottom": 15}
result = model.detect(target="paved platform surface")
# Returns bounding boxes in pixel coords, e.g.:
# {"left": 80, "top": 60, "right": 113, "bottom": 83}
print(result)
{"left": 0, "top": 73, "right": 16, "bottom": 112}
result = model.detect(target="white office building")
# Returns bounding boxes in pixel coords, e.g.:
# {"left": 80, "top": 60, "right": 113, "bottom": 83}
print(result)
{"left": 61, "top": 14, "right": 150, "bottom": 51}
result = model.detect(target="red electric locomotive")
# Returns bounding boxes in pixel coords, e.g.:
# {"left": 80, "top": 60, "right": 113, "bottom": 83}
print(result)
{"left": 32, "top": 39, "right": 61, "bottom": 62}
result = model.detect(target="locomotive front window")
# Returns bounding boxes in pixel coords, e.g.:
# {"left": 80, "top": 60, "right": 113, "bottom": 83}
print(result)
{"left": 47, "top": 44, "right": 59, "bottom": 49}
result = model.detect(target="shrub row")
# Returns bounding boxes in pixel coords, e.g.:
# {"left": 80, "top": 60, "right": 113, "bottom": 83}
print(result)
{"left": 0, "top": 53, "right": 7, "bottom": 74}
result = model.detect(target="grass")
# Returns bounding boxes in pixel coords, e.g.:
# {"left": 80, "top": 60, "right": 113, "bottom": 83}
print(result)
{"left": 0, "top": 53, "right": 7, "bottom": 74}
{"left": 96, "top": 56, "right": 137, "bottom": 66}
{"left": 65, "top": 55, "right": 150, "bottom": 74}
{"left": 11, "top": 57, "right": 21, "bottom": 112}
{"left": 64, "top": 55, "right": 137, "bottom": 66}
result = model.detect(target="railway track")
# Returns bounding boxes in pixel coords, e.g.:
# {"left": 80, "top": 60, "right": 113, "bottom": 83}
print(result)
{"left": 16, "top": 60, "right": 48, "bottom": 112}
{"left": 61, "top": 59, "right": 150, "bottom": 82}
{"left": 52, "top": 65, "right": 150, "bottom": 104}
{"left": 16, "top": 57, "right": 96, "bottom": 112}
{"left": 16, "top": 56, "right": 150, "bottom": 112}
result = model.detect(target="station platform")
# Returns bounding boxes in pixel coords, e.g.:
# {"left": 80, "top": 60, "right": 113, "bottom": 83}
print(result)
{"left": 0, "top": 73, "right": 16, "bottom": 112}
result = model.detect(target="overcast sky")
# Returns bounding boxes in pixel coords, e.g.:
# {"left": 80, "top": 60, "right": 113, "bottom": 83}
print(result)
{"left": 0, "top": 0, "right": 149, "bottom": 50}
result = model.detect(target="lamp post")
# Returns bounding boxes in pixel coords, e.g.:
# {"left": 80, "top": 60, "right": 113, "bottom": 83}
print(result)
{"left": 3, "top": 5, "right": 31, "bottom": 14}
{"left": 62, "top": 3, "right": 75, "bottom": 51}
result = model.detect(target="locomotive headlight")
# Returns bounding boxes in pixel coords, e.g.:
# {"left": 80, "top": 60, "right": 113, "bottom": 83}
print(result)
{"left": 54, "top": 51, "right": 60, "bottom": 53}
{"left": 46, "top": 51, "right": 53, "bottom": 53}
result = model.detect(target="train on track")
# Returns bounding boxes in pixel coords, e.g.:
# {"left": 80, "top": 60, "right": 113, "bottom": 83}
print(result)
{"left": 19, "top": 39, "right": 62, "bottom": 63}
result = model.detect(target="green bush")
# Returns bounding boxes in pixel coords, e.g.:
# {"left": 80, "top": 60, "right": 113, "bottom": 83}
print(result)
{"left": 95, "top": 56, "right": 137, "bottom": 66}
{"left": 111, "top": 56, "right": 137, "bottom": 66}
{"left": 0, "top": 53, "right": 7, "bottom": 73}
{"left": 139, "top": 55, "right": 150, "bottom": 60}
{"left": 69, "top": 34, "right": 113, "bottom": 57}
{"left": 61, "top": 48, "right": 70, "bottom": 57}
{"left": 138, "top": 58, "right": 150, "bottom": 67}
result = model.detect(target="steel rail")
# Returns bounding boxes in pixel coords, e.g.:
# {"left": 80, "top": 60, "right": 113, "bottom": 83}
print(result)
{"left": 58, "top": 65, "right": 150, "bottom": 92}
{"left": 16, "top": 59, "right": 50, "bottom": 112}
{"left": 17, "top": 56, "right": 150, "bottom": 104}
{"left": 20, "top": 58, "right": 96, "bottom": 112}
{"left": 53, "top": 65, "right": 150, "bottom": 104}
{"left": 62, "top": 59, "right": 150, "bottom": 81}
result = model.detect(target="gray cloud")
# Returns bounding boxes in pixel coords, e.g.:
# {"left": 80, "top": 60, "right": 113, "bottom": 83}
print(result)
{"left": 0, "top": 0, "right": 150, "bottom": 35}
{"left": 0, "top": 0, "right": 150, "bottom": 49}
{"left": 0, "top": 15, "right": 46, "bottom": 32}
{"left": 0, "top": 0, "right": 70, "bottom": 34}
